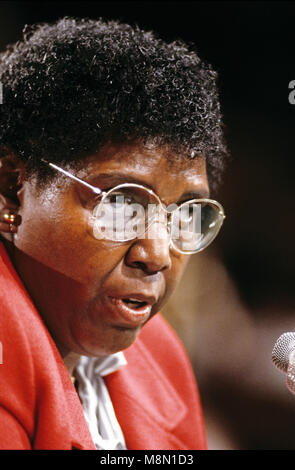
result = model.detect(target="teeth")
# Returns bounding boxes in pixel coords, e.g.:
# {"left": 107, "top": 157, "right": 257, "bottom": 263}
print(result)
{"left": 128, "top": 298, "right": 143, "bottom": 303}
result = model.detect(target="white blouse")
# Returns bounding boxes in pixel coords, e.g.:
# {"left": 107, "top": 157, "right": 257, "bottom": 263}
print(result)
{"left": 74, "top": 353, "right": 128, "bottom": 450}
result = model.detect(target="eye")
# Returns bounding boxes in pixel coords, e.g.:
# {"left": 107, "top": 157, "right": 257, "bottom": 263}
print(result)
{"left": 176, "top": 204, "right": 195, "bottom": 225}
{"left": 107, "top": 192, "right": 135, "bottom": 206}
{"left": 180, "top": 206, "right": 194, "bottom": 223}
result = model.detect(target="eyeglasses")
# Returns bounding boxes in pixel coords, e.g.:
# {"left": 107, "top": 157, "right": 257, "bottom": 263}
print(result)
{"left": 41, "top": 159, "right": 226, "bottom": 255}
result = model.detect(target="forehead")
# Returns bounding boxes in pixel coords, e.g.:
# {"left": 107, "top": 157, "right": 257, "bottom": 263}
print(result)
{"left": 77, "top": 142, "right": 210, "bottom": 202}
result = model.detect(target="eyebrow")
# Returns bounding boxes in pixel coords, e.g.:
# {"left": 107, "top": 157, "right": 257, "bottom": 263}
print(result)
{"left": 87, "top": 172, "right": 210, "bottom": 200}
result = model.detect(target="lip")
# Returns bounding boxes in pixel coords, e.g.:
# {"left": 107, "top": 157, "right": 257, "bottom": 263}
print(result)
{"left": 103, "top": 293, "right": 157, "bottom": 328}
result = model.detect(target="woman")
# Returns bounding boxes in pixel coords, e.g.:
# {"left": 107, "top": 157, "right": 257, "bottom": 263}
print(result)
{"left": 0, "top": 17, "right": 228, "bottom": 450}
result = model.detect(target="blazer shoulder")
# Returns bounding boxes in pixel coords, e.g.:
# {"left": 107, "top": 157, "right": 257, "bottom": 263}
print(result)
{"left": 0, "top": 242, "right": 95, "bottom": 449}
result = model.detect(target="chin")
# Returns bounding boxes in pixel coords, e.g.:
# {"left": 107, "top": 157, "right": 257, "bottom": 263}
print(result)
{"left": 72, "top": 324, "right": 142, "bottom": 357}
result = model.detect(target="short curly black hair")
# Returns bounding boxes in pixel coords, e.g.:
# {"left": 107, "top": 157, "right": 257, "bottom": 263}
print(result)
{"left": 0, "top": 16, "right": 228, "bottom": 191}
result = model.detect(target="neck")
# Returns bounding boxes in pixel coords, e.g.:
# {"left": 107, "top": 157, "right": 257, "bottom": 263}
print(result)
{"left": 63, "top": 352, "right": 81, "bottom": 377}
{"left": 54, "top": 340, "right": 81, "bottom": 376}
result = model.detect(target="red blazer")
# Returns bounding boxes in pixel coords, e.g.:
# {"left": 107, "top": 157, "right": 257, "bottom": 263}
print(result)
{"left": 0, "top": 241, "right": 207, "bottom": 450}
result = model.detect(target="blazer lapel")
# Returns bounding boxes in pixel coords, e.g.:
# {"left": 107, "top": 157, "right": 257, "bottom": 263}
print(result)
{"left": 105, "top": 337, "right": 189, "bottom": 450}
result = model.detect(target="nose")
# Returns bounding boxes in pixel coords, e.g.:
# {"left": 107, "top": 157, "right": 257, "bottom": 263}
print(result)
{"left": 124, "top": 221, "right": 172, "bottom": 275}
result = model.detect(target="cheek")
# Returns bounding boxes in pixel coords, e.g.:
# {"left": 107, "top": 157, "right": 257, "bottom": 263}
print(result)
{"left": 171, "top": 253, "right": 190, "bottom": 281}
{"left": 162, "top": 254, "right": 190, "bottom": 303}
{"left": 16, "top": 188, "right": 94, "bottom": 280}
{"left": 16, "top": 190, "right": 130, "bottom": 286}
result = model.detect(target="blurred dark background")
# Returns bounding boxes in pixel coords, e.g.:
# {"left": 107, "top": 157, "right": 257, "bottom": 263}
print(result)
{"left": 1, "top": 0, "right": 295, "bottom": 449}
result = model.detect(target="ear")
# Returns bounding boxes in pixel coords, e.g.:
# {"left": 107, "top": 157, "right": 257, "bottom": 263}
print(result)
{"left": 0, "top": 149, "right": 26, "bottom": 210}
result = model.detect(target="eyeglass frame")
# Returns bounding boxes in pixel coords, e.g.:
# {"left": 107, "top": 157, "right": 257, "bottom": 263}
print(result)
{"left": 41, "top": 158, "right": 226, "bottom": 255}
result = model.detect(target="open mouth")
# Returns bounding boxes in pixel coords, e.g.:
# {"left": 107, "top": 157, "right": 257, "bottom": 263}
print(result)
{"left": 105, "top": 296, "right": 153, "bottom": 327}
{"left": 121, "top": 298, "right": 148, "bottom": 309}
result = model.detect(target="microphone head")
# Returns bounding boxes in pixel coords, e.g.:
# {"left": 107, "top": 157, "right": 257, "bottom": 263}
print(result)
{"left": 272, "top": 332, "right": 295, "bottom": 373}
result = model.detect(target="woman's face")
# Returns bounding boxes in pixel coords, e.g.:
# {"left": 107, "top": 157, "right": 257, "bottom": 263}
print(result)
{"left": 11, "top": 142, "right": 209, "bottom": 357}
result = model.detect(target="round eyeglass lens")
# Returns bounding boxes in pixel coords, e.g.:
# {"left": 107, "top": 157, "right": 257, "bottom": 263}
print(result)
{"left": 170, "top": 200, "right": 225, "bottom": 253}
{"left": 91, "top": 184, "right": 158, "bottom": 241}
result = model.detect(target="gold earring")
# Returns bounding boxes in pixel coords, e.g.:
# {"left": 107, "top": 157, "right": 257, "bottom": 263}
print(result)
{"left": 0, "top": 210, "right": 21, "bottom": 232}
{"left": 3, "top": 213, "right": 16, "bottom": 224}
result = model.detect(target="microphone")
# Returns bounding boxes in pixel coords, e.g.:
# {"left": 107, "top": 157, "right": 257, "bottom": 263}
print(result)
{"left": 272, "top": 332, "right": 295, "bottom": 395}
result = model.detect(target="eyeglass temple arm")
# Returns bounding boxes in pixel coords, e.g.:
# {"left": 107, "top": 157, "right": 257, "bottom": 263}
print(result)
{"left": 41, "top": 159, "right": 102, "bottom": 195}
